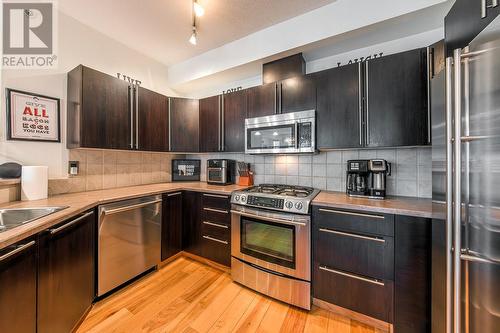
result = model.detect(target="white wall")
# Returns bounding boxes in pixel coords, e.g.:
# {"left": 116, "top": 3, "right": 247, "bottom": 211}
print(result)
{"left": 0, "top": 11, "right": 174, "bottom": 178}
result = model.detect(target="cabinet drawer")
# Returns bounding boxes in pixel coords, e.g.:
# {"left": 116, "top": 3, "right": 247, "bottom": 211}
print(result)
{"left": 313, "top": 206, "right": 394, "bottom": 237}
{"left": 315, "top": 227, "right": 394, "bottom": 280}
{"left": 201, "top": 193, "right": 230, "bottom": 210}
{"left": 201, "top": 234, "right": 231, "bottom": 267}
{"left": 202, "top": 206, "right": 230, "bottom": 226}
{"left": 201, "top": 220, "right": 230, "bottom": 240}
{"left": 313, "top": 264, "right": 393, "bottom": 323}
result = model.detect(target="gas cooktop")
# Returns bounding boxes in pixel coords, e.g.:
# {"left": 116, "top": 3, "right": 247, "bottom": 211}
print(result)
{"left": 231, "top": 184, "right": 320, "bottom": 214}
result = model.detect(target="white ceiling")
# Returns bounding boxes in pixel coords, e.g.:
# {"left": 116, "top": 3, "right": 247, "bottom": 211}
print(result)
{"left": 58, "top": 0, "right": 336, "bottom": 66}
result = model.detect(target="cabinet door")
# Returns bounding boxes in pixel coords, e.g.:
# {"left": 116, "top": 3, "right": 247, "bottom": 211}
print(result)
{"left": 137, "top": 87, "right": 169, "bottom": 152}
{"left": 199, "top": 95, "right": 221, "bottom": 152}
{"left": 80, "top": 66, "right": 132, "bottom": 149}
{"left": 366, "top": 48, "right": 429, "bottom": 147}
{"left": 314, "top": 63, "right": 363, "bottom": 149}
{"left": 394, "top": 216, "right": 431, "bottom": 333}
{"left": 280, "top": 75, "right": 316, "bottom": 114}
{"left": 247, "top": 82, "right": 276, "bottom": 118}
{"left": 223, "top": 90, "right": 247, "bottom": 152}
{"left": 0, "top": 238, "right": 37, "bottom": 333}
{"left": 38, "top": 211, "right": 95, "bottom": 333}
{"left": 182, "top": 191, "right": 202, "bottom": 256}
{"left": 162, "top": 192, "right": 183, "bottom": 261}
{"left": 170, "top": 98, "right": 199, "bottom": 152}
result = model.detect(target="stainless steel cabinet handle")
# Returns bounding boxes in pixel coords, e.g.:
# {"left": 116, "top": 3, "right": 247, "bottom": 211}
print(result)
{"left": 218, "top": 95, "right": 222, "bottom": 151}
{"left": 202, "top": 235, "right": 228, "bottom": 245}
{"left": 168, "top": 97, "right": 172, "bottom": 151}
{"left": 203, "top": 193, "right": 229, "bottom": 199}
{"left": 0, "top": 240, "right": 35, "bottom": 262}
{"left": 135, "top": 85, "right": 139, "bottom": 150}
{"left": 427, "top": 47, "right": 431, "bottom": 144}
{"left": 231, "top": 210, "right": 307, "bottom": 227}
{"left": 102, "top": 199, "right": 162, "bottom": 215}
{"left": 319, "top": 228, "right": 386, "bottom": 243}
{"left": 49, "top": 211, "right": 94, "bottom": 235}
{"left": 203, "top": 207, "right": 228, "bottom": 214}
{"left": 318, "top": 266, "right": 385, "bottom": 286}
{"left": 358, "top": 62, "right": 363, "bottom": 146}
{"left": 274, "top": 83, "right": 278, "bottom": 114}
{"left": 203, "top": 221, "right": 228, "bottom": 229}
{"left": 129, "top": 85, "right": 134, "bottom": 148}
{"left": 167, "top": 192, "right": 182, "bottom": 197}
{"left": 318, "top": 208, "right": 385, "bottom": 220}
{"left": 365, "top": 61, "right": 369, "bottom": 145}
{"left": 481, "top": 0, "right": 498, "bottom": 18}
{"left": 221, "top": 94, "right": 225, "bottom": 151}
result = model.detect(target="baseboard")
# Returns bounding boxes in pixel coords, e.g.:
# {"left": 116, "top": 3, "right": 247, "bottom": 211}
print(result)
{"left": 312, "top": 298, "right": 393, "bottom": 333}
{"left": 181, "top": 251, "right": 231, "bottom": 273}
{"left": 71, "top": 303, "right": 93, "bottom": 333}
{"left": 158, "top": 252, "right": 184, "bottom": 268}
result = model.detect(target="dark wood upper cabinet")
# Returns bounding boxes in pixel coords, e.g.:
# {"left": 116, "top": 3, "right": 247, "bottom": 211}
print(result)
{"left": 365, "top": 48, "right": 429, "bottom": 147}
{"left": 223, "top": 90, "right": 247, "bottom": 152}
{"left": 279, "top": 75, "right": 316, "bottom": 114}
{"left": 67, "top": 65, "right": 132, "bottom": 150}
{"left": 263, "top": 53, "right": 305, "bottom": 84}
{"left": 137, "top": 86, "right": 169, "bottom": 152}
{"left": 169, "top": 97, "right": 199, "bottom": 152}
{"left": 247, "top": 82, "right": 277, "bottom": 118}
{"left": 38, "top": 211, "right": 95, "bottom": 333}
{"left": 0, "top": 237, "right": 37, "bottom": 333}
{"left": 314, "top": 63, "right": 363, "bottom": 149}
{"left": 162, "top": 192, "right": 183, "bottom": 261}
{"left": 199, "top": 95, "right": 221, "bottom": 152}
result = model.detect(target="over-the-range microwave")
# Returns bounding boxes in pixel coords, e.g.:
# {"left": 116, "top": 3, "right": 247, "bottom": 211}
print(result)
{"left": 245, "top": 110, "right": 316, "bottom": 154}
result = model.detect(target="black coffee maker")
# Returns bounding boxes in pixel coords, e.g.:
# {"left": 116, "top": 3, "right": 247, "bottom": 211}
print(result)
{"left": 346, "top": 159, "right": 391, "bottom": 199}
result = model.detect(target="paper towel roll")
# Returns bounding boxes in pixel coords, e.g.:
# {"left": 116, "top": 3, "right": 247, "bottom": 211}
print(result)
{"left": 21, "top": 166, "right": 48, "bottom": 201}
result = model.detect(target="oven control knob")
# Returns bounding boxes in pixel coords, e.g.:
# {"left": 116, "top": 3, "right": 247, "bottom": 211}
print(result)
{"left": 241, "top": 196, "right": 247, "bottom": 202}
{"left": 234, "top": 195, "right": 240, "bottom": 202}
{"left": 295, "top": 202, "right": 303, "bottom": 210}
{"left": 285, "top": 201, "right": 293, "bottom": 209}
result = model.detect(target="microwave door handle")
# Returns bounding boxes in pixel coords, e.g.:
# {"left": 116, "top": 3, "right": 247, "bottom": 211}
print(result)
{"left": 294, "top": 122, "right": 299, "bottom": 149}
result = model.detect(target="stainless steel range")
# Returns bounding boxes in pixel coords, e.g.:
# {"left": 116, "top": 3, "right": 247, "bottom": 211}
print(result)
{"left": 230, "top": 184, "right": 319, "bottom": 310}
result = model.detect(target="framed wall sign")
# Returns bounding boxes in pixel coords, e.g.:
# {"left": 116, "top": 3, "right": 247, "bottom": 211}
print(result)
{"left": 6, "top": 89, "right": 61, "bottom": 142}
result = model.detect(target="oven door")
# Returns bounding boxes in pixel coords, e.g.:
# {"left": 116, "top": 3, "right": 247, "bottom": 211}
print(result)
{"left": 231, "top": 205, "right": 310, "bottom": 281}
{"left": 207, "top": 167, "right": 226, "bottom": 183}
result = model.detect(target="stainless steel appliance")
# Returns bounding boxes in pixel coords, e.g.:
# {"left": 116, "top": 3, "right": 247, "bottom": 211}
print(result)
{"left": 245, "top": 110, "right": 315, "bottom": 154}
{"left": 433, "top": 5, "right": 500, "bottom": 332}
{"left": 207, "top": 159, "right": 235, "bottom": 185}
{"left": 97, "top": 195, "right": 161, "bottom": 296}
{"left": 230, "top": 184, "right": 320, "bottom": 309}
{"left": 346, "top": 159, "right": 391, "bottom": 199}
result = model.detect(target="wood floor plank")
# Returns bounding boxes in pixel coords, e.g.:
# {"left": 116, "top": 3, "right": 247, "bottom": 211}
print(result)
{"left": 304, "top": 306, "right": 330, "bottom": 333}
{"left": 255, "top": 300, "right": 290, "bottom": 333}
{"left": 77, "top": 257, "right": 381, "bottom": 333}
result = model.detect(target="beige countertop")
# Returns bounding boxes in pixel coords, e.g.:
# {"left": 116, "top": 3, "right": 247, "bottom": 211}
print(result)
{"left": 312, "top": 191, "right": 432, "bottom": 219}
{"left": 0, "top": 182, "right": 246, "bottom": 250}
{"left": 0, "top": 183, "right": 433, "bottom": 250}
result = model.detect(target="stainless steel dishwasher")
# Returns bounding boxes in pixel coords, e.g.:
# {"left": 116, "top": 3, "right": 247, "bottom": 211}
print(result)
{"left": 97, "top": 195, "right": 161, "bottom": 296}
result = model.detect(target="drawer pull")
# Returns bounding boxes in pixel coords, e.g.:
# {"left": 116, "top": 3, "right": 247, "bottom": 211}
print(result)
{"left": 319, "top": 266, "right": 385, "bottom": 286}
{"left": 202, "top": 235, "right": 228, "bottom": 245}
{"left": 167, "top": 192, "right": 182, "bottom": 197}
{"left": 319, "top": 228, "right": 386, "bottom": 243}
{"left": 203, "top": 221, "right": 229, "bottom": 229}
{"left": 203, "top": 193, "right": 229, "bottom": 199}
{"left": 318, "top": 208, "right": 385, "bottom": 220}
{"left": 0, "top": 240, "right": 35, "bottom": 262}
{"left": 203, "top": 207, "right": 229, "bottom": 214}
{"left": 49, "top": 211, "right": 94, "bottom": 235}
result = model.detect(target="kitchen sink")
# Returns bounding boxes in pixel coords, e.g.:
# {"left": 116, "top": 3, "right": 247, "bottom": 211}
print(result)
{"left": 0, "top": 207, "right": 68, "bottom": 233}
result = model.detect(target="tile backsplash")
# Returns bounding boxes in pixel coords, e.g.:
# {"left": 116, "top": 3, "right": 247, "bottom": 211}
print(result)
{"left": 48, "top": 149, "right": 183, "bottom": 196}
{"left": 187, "top": 147, "right": 432, "bottom": 198}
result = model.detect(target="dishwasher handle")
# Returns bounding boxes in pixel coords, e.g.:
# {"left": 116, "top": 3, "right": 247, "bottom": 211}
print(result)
{"left": 101, "top": 199, "right": 162, "bottom": 216}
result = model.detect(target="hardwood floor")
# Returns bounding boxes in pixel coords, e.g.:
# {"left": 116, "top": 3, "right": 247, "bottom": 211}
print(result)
{"left": 77, "top": 257, "right": 384, "bottom": 333}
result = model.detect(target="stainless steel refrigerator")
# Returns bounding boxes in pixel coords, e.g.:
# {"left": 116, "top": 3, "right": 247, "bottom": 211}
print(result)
{"left": 432, "top": 3, "right": 500, "bottom": 333}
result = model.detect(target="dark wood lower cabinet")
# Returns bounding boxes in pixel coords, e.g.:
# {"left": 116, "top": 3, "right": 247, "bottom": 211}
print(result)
{"left": 162, "top": 192, "right": 183, "bottom": 261}
{"left": 38, "top": 210, "right": 95, "bottom": 333}
{"left": 182, "top": 191, "right": 203, "bottom": 257}
{"left": 394, "top": 216, "right": 431, "bottom": 333}
{"left": 0, "top": 237, "right": 37, "bottom": 333}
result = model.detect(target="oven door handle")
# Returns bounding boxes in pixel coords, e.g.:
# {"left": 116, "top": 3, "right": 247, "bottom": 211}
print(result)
{"left": 231, "top": 210, "right": 307, "bottom": 227}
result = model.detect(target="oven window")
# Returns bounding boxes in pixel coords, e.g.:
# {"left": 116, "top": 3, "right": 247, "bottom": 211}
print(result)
{"left": 247, "top": 124, "right": 295, "bottom": 150}
{"left": 240, "top": 216, "right": 295, "bottom": 269}
{"left": 208, "top": 170, "right": 222, "bottom": 182}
